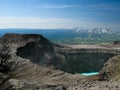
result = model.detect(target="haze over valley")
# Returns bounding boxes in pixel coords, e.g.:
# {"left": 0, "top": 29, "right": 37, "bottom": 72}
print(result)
{"left": 0, "top": 28, "right": 120, "bottom": 45}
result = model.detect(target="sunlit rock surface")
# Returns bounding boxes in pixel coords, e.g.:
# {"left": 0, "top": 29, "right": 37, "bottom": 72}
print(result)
{"left": 0, "top": 33, "right": 120, "bottom": 90}
{"left": 99, "top": 55, "right": 120, "bottom": 81}
{"left": 0, "top": 33, "right": 83, "bottom": 90}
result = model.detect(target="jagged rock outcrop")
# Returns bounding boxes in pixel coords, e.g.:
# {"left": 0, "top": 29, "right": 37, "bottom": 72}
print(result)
{"left": 0, "top": 33, "right": 84, "bottom": 90}
{"left": 0, "top": 33, "right": 61, "bottom": 67}
{"left": 1, "top": 33, "right": 116, "bottom": 74}
{"left": 0, "top": 33, "right": 120, "bottom": 90}
{"left": 99, "top": 55, "right": 120, "bottom": 81}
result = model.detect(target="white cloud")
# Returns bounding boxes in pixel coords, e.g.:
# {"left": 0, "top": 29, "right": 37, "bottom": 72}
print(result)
{"left": 29, "top": 4, "right": 79, "bottom": 9}
{"left": 0, "top": 17, "right": 118, "bottom": 29}
{"left": 32, "top": 3, "right": 120, "bottom": 11}
{"left": 0, "top": 17, "right": 48, "bottom": 23}
{"left": 0, "top": 17, "right": 80, "bottom": 29}
{"left": 85, "top": 3, "right": 120, "bottom": 12}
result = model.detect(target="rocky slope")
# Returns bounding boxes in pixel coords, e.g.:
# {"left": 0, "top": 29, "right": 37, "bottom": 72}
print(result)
{"left": 0, "top": 33, "right": 57, "bottom": 66}
{"left": 99, "top": 55, "right": 120, "bottom": 81}
{"left": 0, "top": 33, "right": 120, "bottom": 90}
{"left": 0, "top": 33, "right": 84, "bottom": 90}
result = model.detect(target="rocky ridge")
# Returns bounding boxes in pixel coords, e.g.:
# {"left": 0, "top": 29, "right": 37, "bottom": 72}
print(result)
{"left": 0, "top": 33, "right": 84, "bottom": 90}
{"left": 0, "top": 33, "right": 120, "bottom": 90}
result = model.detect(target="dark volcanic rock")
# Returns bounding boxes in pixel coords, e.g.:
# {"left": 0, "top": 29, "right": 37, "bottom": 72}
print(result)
{"left": 0, "top": 33, "right": 83, "bottom": 90}
{"left": 0, "top": 33, "right": 63, "bottom": 68}
{"left": 0, "top": 33, "right": 120, "bottom": 90}
{"left": 58, "top": 52, "right": 115, "bottom": 74}
{"left": 16, "top": 35, "right": 58, "bottom": 67}
{"left": 0, "top": 33, "right": 116, "bottom": 74}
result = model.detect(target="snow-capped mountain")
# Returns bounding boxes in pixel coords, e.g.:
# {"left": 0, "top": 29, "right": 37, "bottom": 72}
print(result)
{"left": 72, "top": 27, "right": 112, "bottom": 34}
{"left": 92, "top": 28, "right": 112, "bottom": 34}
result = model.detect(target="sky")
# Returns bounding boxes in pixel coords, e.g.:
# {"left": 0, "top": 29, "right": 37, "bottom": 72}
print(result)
{"left": 0, "top": 0, "right": 120, "bottom": 30}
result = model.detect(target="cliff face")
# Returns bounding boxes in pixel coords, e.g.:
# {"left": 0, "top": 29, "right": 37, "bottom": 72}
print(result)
{"left": 1, "top": 33, "right": 116, "bottom": 74}
{"left": 0, "top": 33, "right": 83, "bottom": 90}
{"left": 58, "top": 52, "right": 115, "bottom": 73}
{"left": 55, "top": 46, "right": 116, "bottom": 74}
{"left": 15, "top": 35, "right": 58, "bottom": 67}
{"left": 0, "top": 33, "right": 120, "bottom": 90}
{"left": 0, "top": 33, "right": 117, "bottom": 72}
{"left": 54, "top": 44, "right": 120, "bottom": 74}
{"left": 0, "top": 33, "right": 62, "bottom": 68}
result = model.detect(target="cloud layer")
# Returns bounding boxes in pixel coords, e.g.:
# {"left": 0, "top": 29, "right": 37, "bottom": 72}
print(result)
{"left": 0, "top": 17, "right": 118, "bottom": 29}
{"left": 36, "top": 4, "right": 78, "bottom": 9}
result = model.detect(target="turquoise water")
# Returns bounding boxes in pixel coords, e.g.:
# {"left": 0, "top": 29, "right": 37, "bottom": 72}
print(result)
{"left": 81, "top": 72, "right": 99, "bottom": 76}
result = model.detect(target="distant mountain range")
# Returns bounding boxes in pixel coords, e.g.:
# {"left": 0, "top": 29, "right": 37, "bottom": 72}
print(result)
{"left": 72, "top": 28, "right": 112, "bottom": 34}
{"left": 0, "top": 28, "right": 120, "bottom": 44}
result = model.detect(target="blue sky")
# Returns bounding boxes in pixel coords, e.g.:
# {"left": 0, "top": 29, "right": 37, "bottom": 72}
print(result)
{"left": 0, "top": 0, "right": 120, "bottom": 30}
